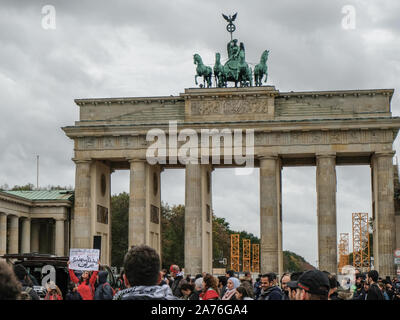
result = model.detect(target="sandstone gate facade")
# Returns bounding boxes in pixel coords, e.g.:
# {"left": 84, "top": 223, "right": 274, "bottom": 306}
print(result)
{"left": 63, "top": 86, "right": 400, "bottom": 277}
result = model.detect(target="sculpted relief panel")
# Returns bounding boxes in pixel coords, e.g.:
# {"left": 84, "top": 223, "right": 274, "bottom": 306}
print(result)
{"left": 190, "top": 97, "right": 271, "bottom": 116}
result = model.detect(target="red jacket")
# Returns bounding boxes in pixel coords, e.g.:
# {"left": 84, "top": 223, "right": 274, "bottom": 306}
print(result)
{"left": 200, "top": 288, "right": 219, "bottom": 300}
{"left": 68, "top": 268, "right": 98, "bottom": 300}
{"left": 45, "top": 293, "right": 62, "bottom": 300}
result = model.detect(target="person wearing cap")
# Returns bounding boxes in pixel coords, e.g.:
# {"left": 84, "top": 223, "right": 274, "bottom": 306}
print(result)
{"left": 295, "top": 270, "right": 330, "bottom": 300}
{"left": 169, "top": 264, "right": 187, "bottom": 298}
{"left": 258, "top": 273, "right": 284, "bottom": 300}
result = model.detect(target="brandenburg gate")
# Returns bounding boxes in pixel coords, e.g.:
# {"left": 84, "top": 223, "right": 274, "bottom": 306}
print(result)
{"left": 63, "top": 86, "right": 400, "bottom": 277}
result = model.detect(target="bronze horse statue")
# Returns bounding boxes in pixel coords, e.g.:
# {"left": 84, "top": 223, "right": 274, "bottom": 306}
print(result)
{"left": 193, "top": 53, "right": 212, "bottom": 88}
{"left": 254, "top": 50, "right": 269, "bottom": 86}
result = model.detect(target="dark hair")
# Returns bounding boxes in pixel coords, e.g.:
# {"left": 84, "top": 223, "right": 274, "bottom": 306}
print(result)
{"left": 218, "top": 276, "right": 227, "bottom": 287}
{"left": 236, "top": 286, "right": 250, "bottom": 299}
{"left": 195, "top": 274, "right": 202, "bottom": 280}
{"left": 13, "top": 264, "right": 28, "bottom": 281}
{"left": 203, "top": 274, "right": 219, "bottom": 293}
{"left": 368, "top": 270, "right": 379, "bottom": 283}
{"left": 240, "top": 281, "right": 255, "bottom": 298}
{"left": 226, "top": 270, "right": 235, "bottom": 278}
{"left": 262, "top": 272, "right": 277, "bottom": 283}
{"left": 280, "top": 272, "right": 290, "bottom": 285}
{"left": 180, "top": 283, "right": 194, "bottom": 292}
{"left": 0, "top": 261, "right": 22, "bottom": 300}
{"left": 328, "top": 275, "right": 337, "bottom": 289}
{"left": 123, "top": 245, "right": 160, "bottom": 286}
{"left": 290, "top": 272, "right": 303, "bottom": 281}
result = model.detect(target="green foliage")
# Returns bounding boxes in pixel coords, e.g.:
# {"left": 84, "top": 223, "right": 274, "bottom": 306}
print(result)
{"left": 110, "top": 192, "right": 129, "bottom": 268}
{"left": 109, "top": 194, "right": 314, "bottom": 272}
{"left": 161, "top": 203, "right": 185, "bottom": 269}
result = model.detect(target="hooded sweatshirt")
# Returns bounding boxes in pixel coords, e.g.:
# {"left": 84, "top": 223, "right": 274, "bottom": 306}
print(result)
{"left": 68, "top": 268, "right": 98, "bottom": 300}
{"left": 113, "top": 284, "right": 178, "bottom": 300}
{"left": 94, "top": 271, "right": 114, "bottom": 300}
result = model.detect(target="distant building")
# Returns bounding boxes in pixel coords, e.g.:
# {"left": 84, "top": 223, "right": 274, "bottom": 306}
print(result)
{"left": 0, "top": 190, "right": 73, "bottom": 257}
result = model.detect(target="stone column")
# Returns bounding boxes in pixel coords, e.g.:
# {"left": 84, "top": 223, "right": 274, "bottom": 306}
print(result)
{"left": 21, "top": 218, "right": 31, "bottom": 254}
{"left": 185, "top": 163, "right": 203, "bottom": 275}
{"left": 259, "top": 155, "right": 282, "bottom": 275}
{"left": 0, "top": 213, "right": 7, "bottom": 255}
{"left": 371, "top": 152, "right": 396, "bottom": 277}
{"left": 8, "top": 216, "right": 19, "bottom": 254}
{"left": 55, "top": 218, "right": 65, "bottom": 256}
{"left": 31, "top": 221, "right": 40, "bottom": 253}
{"left": 73, "top": 159, "right": 92, "bottom": 248}
{"left": 316, "top": 154, "right": 337, "bottom": 273}
{"left": 128, "top": 159, "right": 147, "bottom": 247}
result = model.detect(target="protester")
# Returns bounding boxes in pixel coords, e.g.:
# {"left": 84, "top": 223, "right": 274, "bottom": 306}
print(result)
{"left": 159, "top": 268, "right": 169, "bottom": 286}
{"left": 280, "top": 272, "right": 291, "bottom": 300}
{"left": 67, "top": 260, "right": 99, "bottom": 300}
{"left": 94, "top": 271, "right": 114, "bottom": 300}
{"left": 200, "top": 274, "right": 219, "bottom": 300}
{"left": 258, "top": 273, "right": 284, "bottom": 300}
{"left": 13, "top": 264, "right": 40, "bottom": 300}
{"left": 180, "top": 283, "right": 199, "bottom": 300}
{"left": 366, "top": 270, "right": 384, "bottom": 300}
{"left": 253, "top": 274, "right": 262, "bottom": 300}
{"left": 295, "top": 270, "right": 330, "bottom": 300}
{"left": 44, "top": 281, "right": 63, "bottom": 300}
{"left": 378, "top": 282, "right": 390, "bottom": 300}
{"left": 113, "top": 245, "right": 177, "bottom": 300}
{"left": 328, "top": 274, "right": 339, "bottom": 300}
{"left": 170, "top": 264, "right": 187, "bottom": 298}
{"left": 194, "top": 277, "right": 204, "bottom": 298}
{"left": 243, "top": 271, "right": 253, "bottom": 286}
{"left": 240, "top": 280, "right": 255, "bottom": 299}
{"left": 65, "top": 282, "right": 82, "bottom": 300}
{"left": 0, "top": 260, "right": 22, "bottom": 300}
{"left": 222, "top": 277, "right": 240, "bottom": 300}
{"left": 235, "top": 285, "right": 254, "bottom": 300}
{"left": 217, "top": 276, "right": 227, "bottom": 299}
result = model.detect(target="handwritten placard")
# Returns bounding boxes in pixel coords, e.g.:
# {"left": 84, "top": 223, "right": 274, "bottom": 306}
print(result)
{"left": 69, "top": 248, "right": 100, "bottom": 271}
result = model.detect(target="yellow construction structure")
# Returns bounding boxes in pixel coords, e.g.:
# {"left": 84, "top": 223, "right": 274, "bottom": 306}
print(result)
{"left": 352, "top": 212, "right": 370, "bottom": 272}
{"left": 338, "top": 233, "right": 349, "bottom": 273}
{"left": 230, "top": 234, "right": 240, "bottom": 272}
{"left": 242, "top": 239, "right": 251, "bottom": 272}
{"left": 252, "top": 243, "right": 260, "bottom": 273}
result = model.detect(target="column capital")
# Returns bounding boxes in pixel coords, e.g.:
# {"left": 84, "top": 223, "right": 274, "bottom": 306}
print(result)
{"left": 72, "top": 158, "right": 92, "bottom": 164}
{"left": 372, "top": 151, "right": 395, "bottom": 158}
{"left": 127, "top": 158, "right": 147, "bottom": 164}
{"left": 316, "top": 152, "right": 336, "bottom": 159}
{"left": 259, "top": 154, "right": 279, "bottom": 161}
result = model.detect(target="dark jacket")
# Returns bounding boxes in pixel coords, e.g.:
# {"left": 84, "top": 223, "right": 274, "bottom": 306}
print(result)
{"left": 113, "top": 284, "right": 178, "bottom": 300}
{"left": 171, "top": 275, "right": 187, "bottom": 297}
{"left": 366, "top": 283, "right": 384, "bottom": 300}
{"left": 65, "top": 290, "right": 82, "bottom": 300}
{"left": 94, "top": 271, "right": 114, "bottom": 300}
{"left": 20, "top": 280, "right": 40, "bottom": 300}
{"left": 258, "top": 285, "right": 283, "bottom": 300}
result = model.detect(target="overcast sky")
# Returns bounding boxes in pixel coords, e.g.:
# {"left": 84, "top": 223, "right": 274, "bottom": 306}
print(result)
{"left": 1, "top": 0, "right": 400, "bottom": 267}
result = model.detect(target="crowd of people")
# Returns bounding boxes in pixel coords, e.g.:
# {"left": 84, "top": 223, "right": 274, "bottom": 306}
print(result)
{"left": 0, "top": 244, "right": 399, "bottom": 301}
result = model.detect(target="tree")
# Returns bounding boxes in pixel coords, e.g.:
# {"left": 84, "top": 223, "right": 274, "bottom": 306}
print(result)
{"left": 110, "top": 192, "right": 129, "bottom": 268}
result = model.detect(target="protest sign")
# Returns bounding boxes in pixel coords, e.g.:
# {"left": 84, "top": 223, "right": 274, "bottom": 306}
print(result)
{"left": 69, "top": 248, "right": 100, "bottom": 271}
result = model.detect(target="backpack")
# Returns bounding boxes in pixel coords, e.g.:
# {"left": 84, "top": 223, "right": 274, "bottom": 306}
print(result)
{"left": 100, "top": 282, "right": 115, "bottom": 300}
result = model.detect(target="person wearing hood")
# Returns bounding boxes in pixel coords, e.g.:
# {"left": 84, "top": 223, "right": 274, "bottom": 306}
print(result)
{"left": 13, "top": 264, "right": 40, "bottom": 300}
{"left": 222, "top": 277, "right": 240, "bottom": 300}
{"left": 170, "top": 264, "right": 187, "bottom": 298}
{"left": 113, "top": 245, "right": 177, "bottom": 300}
{"left": 258, "top": 273, "right": 284, "bottom": 300}
{"left": 94, "top": 271, "right": 114, "bottom": 300}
